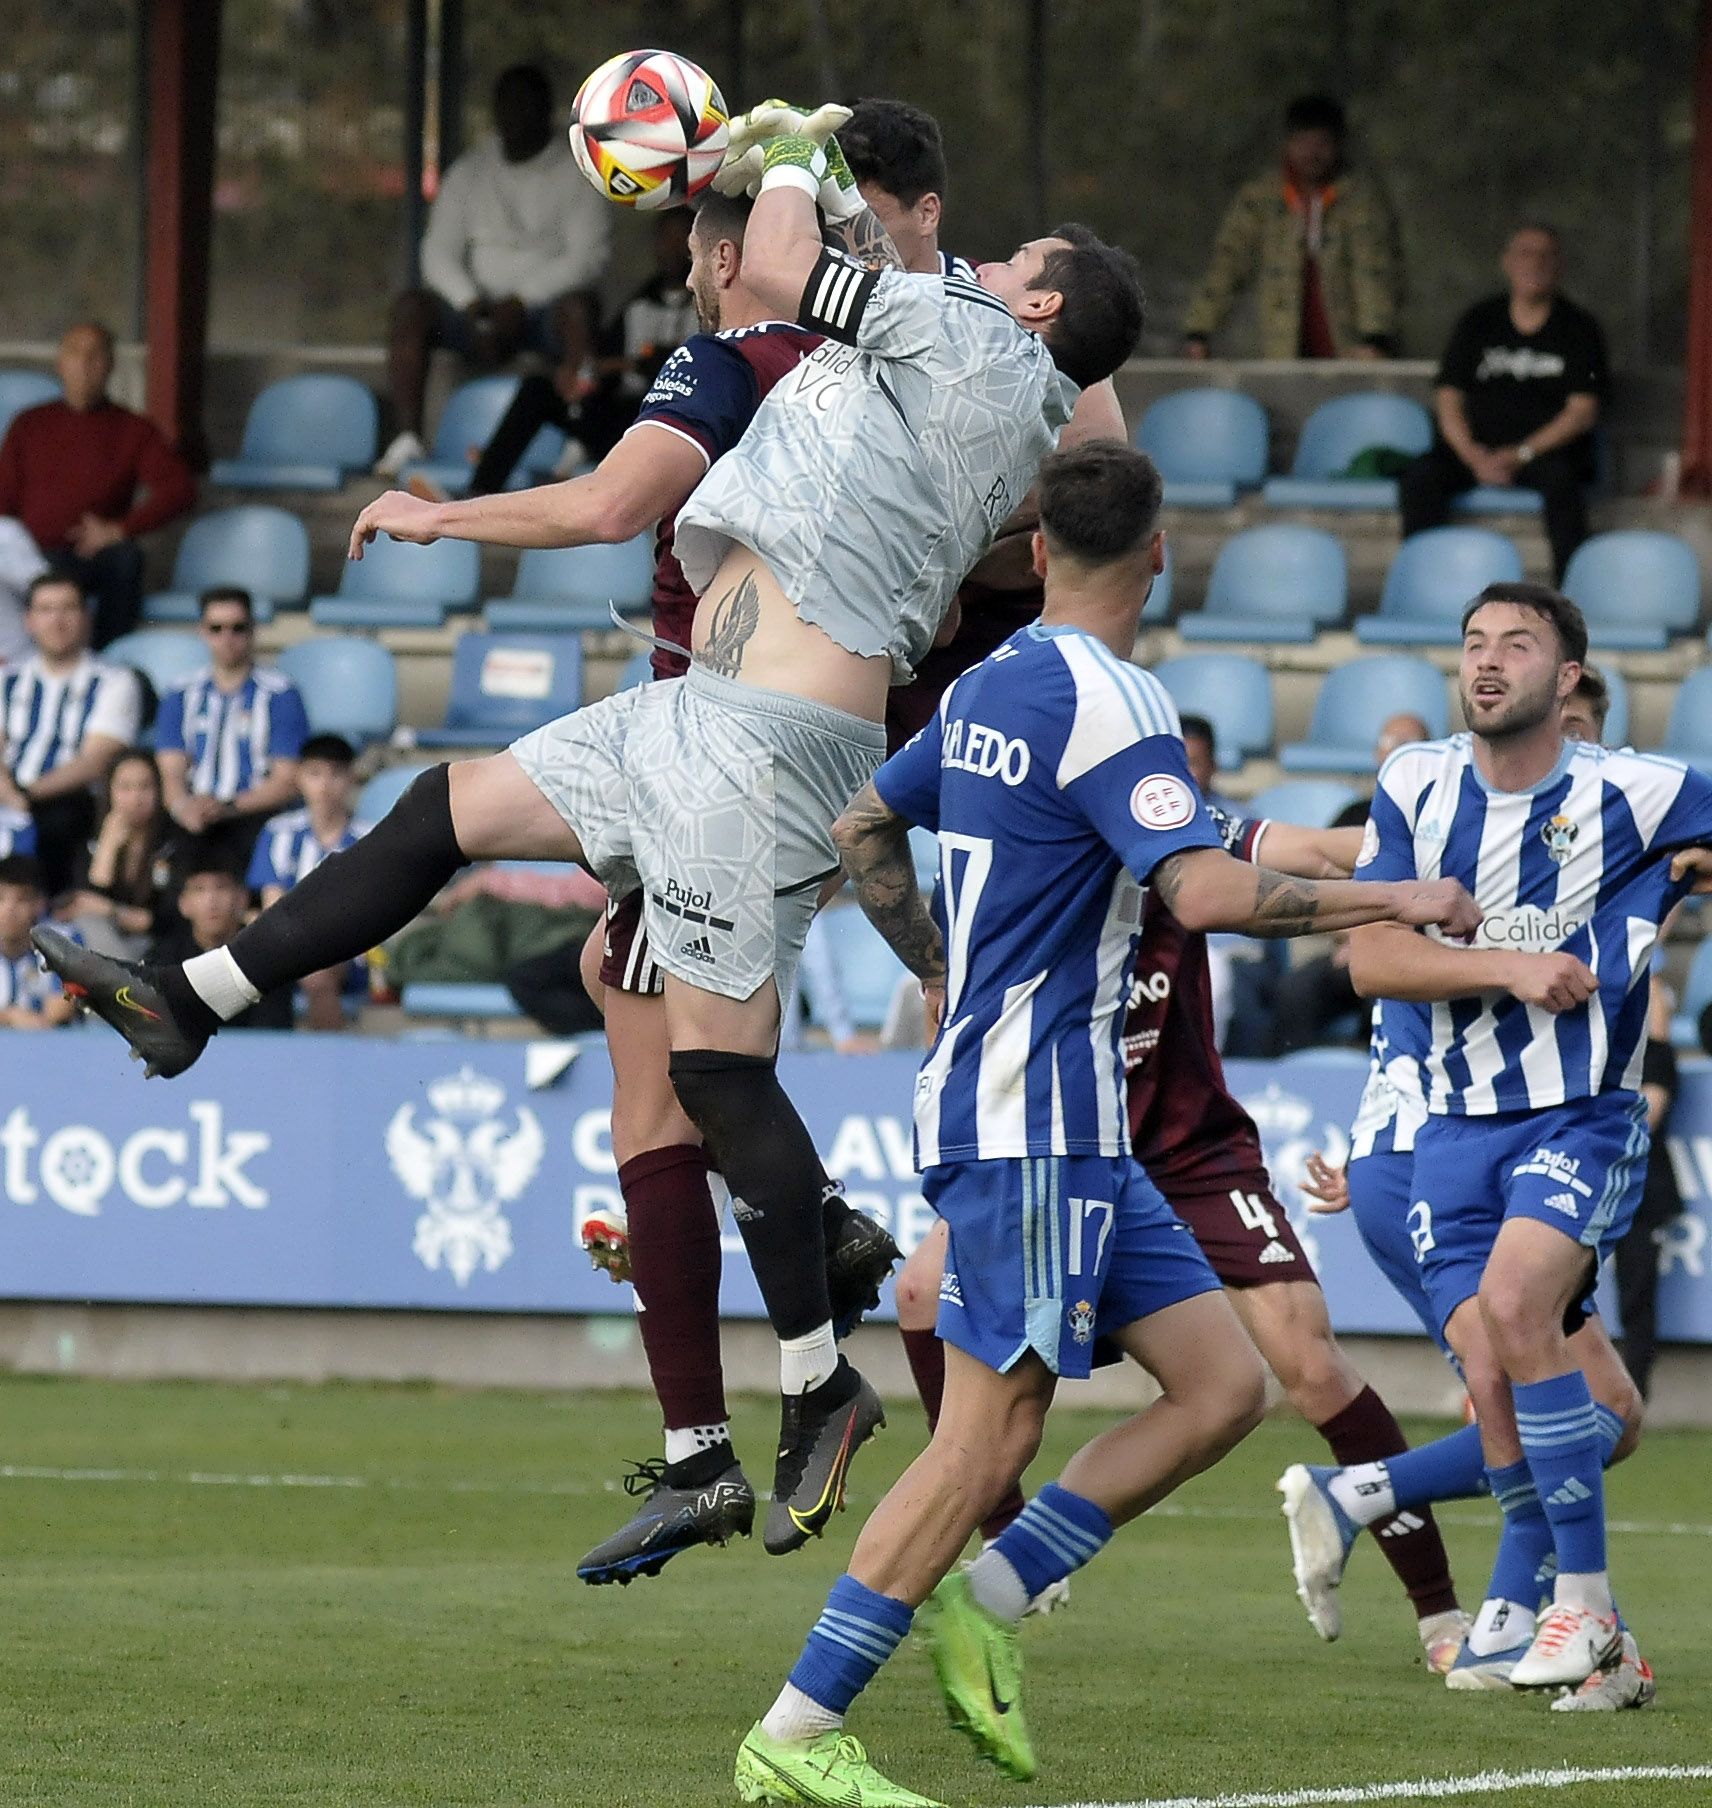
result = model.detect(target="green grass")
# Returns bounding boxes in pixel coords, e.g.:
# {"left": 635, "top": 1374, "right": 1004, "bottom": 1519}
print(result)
{"left": 0, "top": 1376, "right": 1704, "bottom": 1807}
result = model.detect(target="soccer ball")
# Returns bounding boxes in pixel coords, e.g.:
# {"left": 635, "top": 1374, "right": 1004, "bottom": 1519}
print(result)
{"left": 569, "top": 49, "right": 729, "bottom": 211}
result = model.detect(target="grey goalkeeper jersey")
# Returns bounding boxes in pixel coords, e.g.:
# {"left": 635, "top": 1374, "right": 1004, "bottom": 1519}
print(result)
{"left": 673, "top": 255, "right": 1081, "bottom": 683}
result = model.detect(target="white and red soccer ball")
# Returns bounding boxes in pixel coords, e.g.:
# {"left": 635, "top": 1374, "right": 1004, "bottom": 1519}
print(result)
{"left": 570, "top": 50, "right": 729, "bottom": 211}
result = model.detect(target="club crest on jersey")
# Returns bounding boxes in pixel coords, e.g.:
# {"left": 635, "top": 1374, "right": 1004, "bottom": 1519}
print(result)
{"left": 1130, "top": 774, "right": 1194, "bottom": 831}
{"left": 1068, "top": 1299, "right": 1096, "bottom": 1344}
{"left": 1541, "top": 813, "right": 1579, "bottom": 864}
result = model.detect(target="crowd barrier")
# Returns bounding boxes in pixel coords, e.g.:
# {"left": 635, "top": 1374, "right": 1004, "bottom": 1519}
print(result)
{"left": 3, "top": 1034, "right": 1710, "bottom": 1341}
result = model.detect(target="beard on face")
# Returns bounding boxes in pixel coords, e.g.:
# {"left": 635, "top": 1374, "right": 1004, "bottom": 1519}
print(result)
{"left": 689, "top": 265, "right": 720, "bottom": 334}
{"left": 1460, "top": 669, "right": 1561, "bottom": 742}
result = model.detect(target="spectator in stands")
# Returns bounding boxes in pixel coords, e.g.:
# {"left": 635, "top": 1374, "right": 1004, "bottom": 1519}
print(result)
{"left": 379, "top": 64, "right": 612, "bottom": 477}
{"left": 151, "top": 857, "right": 294, "bottom": 1030}
{"left": 1559, "top": 663, "right": 1610, "bottom": 745}
{"left": 411, "top": 208, "right": 695, "bottom": 501}
{"left": 0, "top": 572, "right": 141, "bottom": 893}
{"left": 1331, "top": 712, "right": 1432, "bottom": 827}
{"left": 1182, "top": 94, "right": 1401, "bottom": 361}
{"left": 60, "top": 749, "right": 180, "bottom": 959}
{"left": 0, "top": 518, "right": 48, "bottom": 666}
{"left": 1179, "top": 712, "right": 1240, "bottom": 815}
{"left": 246, "top": 734, "right": 369, "bottom": 1030}
{"left": 1399, "top": 225, "right": 1606, "bottom": 581}
{"left": 0, "top": 854, "right": 73, "bottom": 1029}
{"left": 0, "top": 323, "right": 195, "bottom": 645}
{"left": 154, "top": 587, "right": 308, "bottom": 871}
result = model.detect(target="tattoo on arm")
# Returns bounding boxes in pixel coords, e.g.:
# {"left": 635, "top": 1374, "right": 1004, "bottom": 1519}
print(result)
{"left": 1245, "top": 867, "right": 1325, "bottom": 936}
{"left": 833, "top": 782, "right": 945, "bottom": 984}
{"left": 824, "top": 206, "right": 906, "bottom": 273}
{"left": 697, "top": 572, "right": 761, "bottom": 678}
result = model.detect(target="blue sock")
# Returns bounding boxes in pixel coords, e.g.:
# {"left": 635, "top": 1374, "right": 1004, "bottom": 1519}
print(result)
{"left": 1514, "top": 1371, "right": 1607, "bottom": 1579}
{"left": 989, "top": 1482, "right": 1113, "bottom": 1597}
{"left": 1594, "top": 1404, "right": 1625, "bottom": 1467}
{"left": 1485, "top": 1459, "right": 1552, "bottom": 1614}
{"left": 1380, "top": 1422, "right": 1489, "bottom": 1510}
{"left": 786, "top": 1574, "right": 913, "bottom": 1715}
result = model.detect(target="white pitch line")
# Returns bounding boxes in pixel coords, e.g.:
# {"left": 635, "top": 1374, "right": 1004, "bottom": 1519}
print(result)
{"left": 1032, "top": 1763, "right": 1712, "bottom": 1808}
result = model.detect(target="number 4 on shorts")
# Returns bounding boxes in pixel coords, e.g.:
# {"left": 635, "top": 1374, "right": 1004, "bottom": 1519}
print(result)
{"left": 1231, "top": 1189, "right": 1279, "bottom": 1239}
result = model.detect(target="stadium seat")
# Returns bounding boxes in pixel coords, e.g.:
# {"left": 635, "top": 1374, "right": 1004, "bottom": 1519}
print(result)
{"left": 1662, "top": 667, "right": 1712, "bottom": 773}
{"left": 484, "top": 536, "right": 656, "bottom": 631}
{"left": 1247, "top": 779, "right": 1362, "bottom": 828}
{"left": 611, "top": 649, "right": 654, "bottom": 693}
{"left": 103, "top": 630, "right": 207, "bottom": 699}
{"left": 1140, "top": 539, "right": 1174, "bottom": 624}
{"left": 1177, "top": 524, "right": 1347, "bottom": 644}
{"left": 308, "top": 534, "right": 481, "bottom": 628}
{"left": 0, "top": 369, "right": 60, "bottom": 443}
{"left": 1134, "top": 389, "right": 1268, "bottom": 508}
{"left": 1356, "top": 527, "right": 1523, "bottom": 646}
{"left": 399, "top": 377, "right": 567, "bottom": 498}
{"left": 1153, "top": 653, "right": 1273, "bottom": 769}
{"left": 1562, "top": 531, "right": 1702, "bottom": 652}
{"left": 415, "top": 630, "right": 584, "bottom": 749}
{"left": 143, "top": 506, "right": 312, "bottom": 623}
{"left": 209, "top": 375, "right": 379, "bottom": 491}
{"left": 1451, "top": 486, "right": 1544, "bottom": 517}
{"left": 908, "top": 825, "right": 939, "bottom": 888}
{"left": 1671, "top": 935, "right": 1712, "bottom": 1048}
{"left": 355, "top": 761, "right": 436, "bottom": 823}
{"left": 275, "top": 636, "right": 399, "bottom": 746}
{"left": 1593, "top": 664, "right": 1630, "bottom": 747}
{"left": 1280, "top": 654, "right": 1450, "bottom": 773}
{"left": 400, "top": 982, "right": 523, "bottom": 1021}
{"left": 804, "top": 907, "right": 908, "bottom": 1032}
{"left": 1262, "top": 392, "right": 1433, "bottom": 509}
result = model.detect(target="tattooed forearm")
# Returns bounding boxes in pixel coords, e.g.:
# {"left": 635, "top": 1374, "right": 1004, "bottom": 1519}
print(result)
{"left": 697, "top": 572, "right": 761, "bottom": 678}
{"left": 1245, "top": 868, "right": 1325, "bottom": 937}
{"left": 832, "top": 783, "right": 945, "bottom": 983}
{"left": 824, "top": 205, "right": 906, "bottom": 273}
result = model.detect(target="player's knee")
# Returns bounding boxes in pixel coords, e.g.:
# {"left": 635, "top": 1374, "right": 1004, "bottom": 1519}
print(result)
{"left": 667, "top": 1049, "right": 774, "bottom": 1151}
{"left": 893, "top": 1233, "right": 945, "bottom": 1330}
{"left": 1477, "top": 1270, "right": 1551, "bottom": 1367}
{"left": 1195, "top": 1344, "right": 1267, "bottom": 1454}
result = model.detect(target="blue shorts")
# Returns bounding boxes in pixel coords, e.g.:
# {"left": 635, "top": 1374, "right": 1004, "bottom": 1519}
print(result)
{"left": 1410, "top": 1093, "right": 1649, "bottom": 1338}
{"left": 925, "top": 1154, "right": 1222, "bottom": 1379}
{"left": 1345, "top": 1145, "right": 1445, "bottom": 1349}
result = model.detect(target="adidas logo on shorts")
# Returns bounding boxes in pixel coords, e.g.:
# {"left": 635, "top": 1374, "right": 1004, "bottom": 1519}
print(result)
{"left": 679, "top": 935, "right": 716, "bottom": 965}
{"left": 1258, "top": 1241, "right": 1296, "bottom": 1265}
{"left": 1543, "top": 1190, "right": 1580, "bottom": 1218}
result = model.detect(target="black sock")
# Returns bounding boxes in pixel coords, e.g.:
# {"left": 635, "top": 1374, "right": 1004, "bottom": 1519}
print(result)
{"left": 668, "top": 1049, "right": 832, "bottom": 1339}
{"left": 663, "top": 1441, "right": 737, "bottom": 1488}
{"left": 185, "top": 765, "right": 467, "bottom": 1006}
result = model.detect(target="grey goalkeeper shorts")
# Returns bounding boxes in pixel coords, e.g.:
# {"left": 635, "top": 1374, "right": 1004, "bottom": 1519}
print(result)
{"left": 510, "top": 665, "right": 884, "bottom": 1001}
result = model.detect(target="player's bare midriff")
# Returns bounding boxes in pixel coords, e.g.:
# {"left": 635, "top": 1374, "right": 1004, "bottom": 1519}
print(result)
{"left": 690, "top": 543, "right": 893, "bottom": 721}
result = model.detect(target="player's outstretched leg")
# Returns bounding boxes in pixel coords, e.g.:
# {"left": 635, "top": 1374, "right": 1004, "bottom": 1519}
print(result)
{"left": 35, "top": 757, "right": 575, "bottom": 1075}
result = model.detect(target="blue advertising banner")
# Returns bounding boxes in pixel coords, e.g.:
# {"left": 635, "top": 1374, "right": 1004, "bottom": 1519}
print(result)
{"left": 2, "top": 1033, "right": 1709, "bottom": 1341}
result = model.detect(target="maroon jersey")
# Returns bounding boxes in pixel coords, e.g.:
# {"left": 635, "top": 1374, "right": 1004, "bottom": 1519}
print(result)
{"left": 628, "top": 322, "right": 819, "bottom": 678}
{"left": 885, "top": 574, "right": 1046, "bottom": 753}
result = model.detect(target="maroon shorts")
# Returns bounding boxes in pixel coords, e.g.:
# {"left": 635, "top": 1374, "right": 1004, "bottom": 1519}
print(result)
{"left": 1166, "top": 1176, "right": 1315, "bottom": 1289}
{"left": 598, "top": 891, "right": 665, "bottom": 997}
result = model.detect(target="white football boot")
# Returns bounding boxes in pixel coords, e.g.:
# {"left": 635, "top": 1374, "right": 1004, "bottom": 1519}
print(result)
{"left": 1510, "top": 1603, "right": 1622, "bottom": 1689}
{"left": 1550, "top": 1631, "right": 1655, "bottom": 1711}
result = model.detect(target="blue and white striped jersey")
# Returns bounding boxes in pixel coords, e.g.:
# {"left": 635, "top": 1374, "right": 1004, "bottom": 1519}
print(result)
{"left": 0, "top": 805, "right": 36, "bottom": 857}
{"left": 246, "top": 806, "right": 371, "bottom": 894}
{"left": 1348, "top": 999, "right": 1432, "bottom": 1159}
{"left": 154, "top": 668, "right": 309, "bottom": 803}
{"left": 0, "top": 654, "right": 141, "bottom": 786}
{"left": 0, "top": 925, "right": 70, "bottom": 1013}
{"left": 874, "top": 624, "right": 1221, "bottom": 1164}
{"left": 1361, "top": 733, "right": 1712, "bottom": 1114}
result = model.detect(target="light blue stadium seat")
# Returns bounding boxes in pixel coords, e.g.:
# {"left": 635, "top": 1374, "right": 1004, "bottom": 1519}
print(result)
{"left": 104, "top": 630, "right": 207, "bottom": 699}
{"left": 1281, "top": 654, "right": 1450, "bottom": 773}
{"left": 1177, "top": 524, "right": 1347, "bottom": 644}
{"left": 1663, "top": 667, "right": 1712, "bottom": 774}
{"left": 1153, "top": 653, "right": 1273, "bottom": 770}
{"left": 307, "top": 534, "right": 481, "bottom": 628}
{"left": 1135, "top": 389, "right": 1268, "bottom": 509}
{"left": 415, "top": 630, "right": 584, "bottom": 749}
{"left": 355, "top": 761, "right": 437, "bottom": 822}
{"left": 1262, "top": 392, "right": 1433, "bottom": 510}
{"left": 1247, "top": 779, "right": 1362, "bottom": 828}
{"left": 1589, "top": 663, "right": 1630, "bottom": 747}
{"left": 1452, "top": 486, "right": 1544, "bottom": 517}
{"left": 612, "top": 650, "right": 654, "bottom": 694}
{"left": 0, "top": 369, "right": 61, "bottom": 443}
{"left": 804, "top": 907, "right": 909, "bottom": 1032}
{"left": 1356, "top": 527, "right": 1523, "bottom": 647}
{"left": 210, "top": 375, "right": 379, "bottom": 491}
{"left": 484, "top": 536, "right": 656, "bottom": 631}
{"left": 143, "top": 506, "right": 311, "bottom": 623}
{"left": 275, "top": 637, "right": 399, "bottom": 746}
{"left": 1562, "top": 531, "right": 1702, "bottom": 652}
{"left": 401, "top": 982, "right": 523, "bottom": 1020}
{"left": 399, "top": 376, "right": 567, "bottom": 498}
{"left": 1140, "top": 539, "right": 1174, "bottom": 624}
{"left": 1671, "top": 936, "right": 1712, "bottom": 1049}
{"left": 908, "top": 825, "right": 939, "bottom": 889}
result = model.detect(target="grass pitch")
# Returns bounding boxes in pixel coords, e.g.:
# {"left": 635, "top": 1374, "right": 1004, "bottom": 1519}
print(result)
{"left": 0, "top": 1375, "right": 1704, "bottom": 1808}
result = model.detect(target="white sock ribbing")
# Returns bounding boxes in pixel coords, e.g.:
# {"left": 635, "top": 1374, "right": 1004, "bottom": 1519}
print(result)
{"left": 1555, "top": 1570, "right": 1614, "bottom": 1616}
{"left": 1468, "top": 1596, "right": 1535, "bottom": 1656}
{"left": 182, "top": 947, "right": 261, "bottom": 1021}
{"left": 761, "top": 1682, "right": 841, "bottom": 1743}
{"left": 1328, "top": 1461, "right": 1396, "bottom": 1527}
{"left": 778, "top": 1323, "right": 837, "bottom": 1396}
{"left": 964, "top": 1547, "right": 1031, "bottom": 1625}
{"left": 664, "top": 1423, "right": 732, "bottom": 1465}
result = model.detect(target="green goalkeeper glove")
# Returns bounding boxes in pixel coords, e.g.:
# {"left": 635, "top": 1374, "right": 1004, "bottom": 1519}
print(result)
{"left": 756, "top": 133, "right": 829, "bottom": 201}
{"left": 816, "top": 133, "right": 863, "bottom": 223}
{"left": 714, "top": 99, "right": 851, "bottom": 198}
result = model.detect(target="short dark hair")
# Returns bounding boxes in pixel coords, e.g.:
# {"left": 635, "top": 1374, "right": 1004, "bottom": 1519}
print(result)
{"left": 841, "top": 99, "right": 948, "bottom": 207}
{"left": 1179, "top": 713, "right": 1216, "bottom": 749}
{"left": 1571, "top": 663, "right": 1611, "bottom": 731}
{"left": 299, "top": 733, "right": 356, "bottom": 767}
{"left": 199, "top": 586, "right": 253, "bottom": 619}
{"left": 0, "top": 853, "right": 45, "bottom": 894}
{"left": 174, "top": 853, "right": 246, "bottom": 891}
{"left": 1285, "top": 94, "right": 1346, "bottom": 138}
{"left": 1037, "top": 441, "right": 1163, "bottom": 565}
{"left": 1033, "top": 222, "right": 1145, "bottom": 389}
{"left": 692, "top": 189, "right": 752, "bottom": 247}
{"left": 494, "top": 63, "right": 552, "bottom": 110}
{"left": 1461, "top": 582, "right": 1588, "bottom": 667}
{"left": 27, "top": 569, "right": 85, "bottom": 608}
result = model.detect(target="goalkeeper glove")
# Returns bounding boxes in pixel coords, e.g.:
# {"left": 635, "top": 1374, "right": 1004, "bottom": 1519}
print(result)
{"left": 714, "top": 99, "right": 851, "bottom": 198}
{"left": 816, "top": 133, "right": 863, "bottom": 223}
{"left": 757, "top": 133, "right": 829, "bottom": 201}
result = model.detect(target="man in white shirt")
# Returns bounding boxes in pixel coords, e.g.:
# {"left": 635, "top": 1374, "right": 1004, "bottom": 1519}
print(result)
{"left": 380, "top": 64, "right": 613, "bottom": 475}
